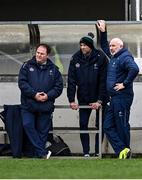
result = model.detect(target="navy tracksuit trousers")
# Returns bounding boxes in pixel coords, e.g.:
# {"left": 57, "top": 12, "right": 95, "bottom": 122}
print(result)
{"left": 79, "top": 108, "right": 104, "bottom": 155}
{"left": 103, "top": 96, "right": 133, "bottom": 155}
{"left": 21, "top": 109, "right": 52, "bottom": 157}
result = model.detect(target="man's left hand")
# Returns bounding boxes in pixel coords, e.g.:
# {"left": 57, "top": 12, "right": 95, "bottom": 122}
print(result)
{"left": 114, "top": 83, "right": 125, "bottom": 91}
{"left": 89, "top": 102, "right": 102, "bottom": 110}
{"left": 39, "top": 92, "right": 48, "bottom": 102}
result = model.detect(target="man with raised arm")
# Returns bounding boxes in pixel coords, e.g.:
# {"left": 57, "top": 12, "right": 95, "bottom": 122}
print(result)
{"left": 97, "top": 20, "right": 139, "bottom": 159}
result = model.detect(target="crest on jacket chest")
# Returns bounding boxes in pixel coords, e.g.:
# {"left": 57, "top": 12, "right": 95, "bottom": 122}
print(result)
{"left": 75, "top": 63, "right": 80, "bottom": 68}
{"left": 49, "top": 70, "right": 53, "bottom": 75}
{"left": 94, "top": 63, "right": 98, "bottom": 69}
{"left": 29, "top": 67, "right": 34, "bottom": 72}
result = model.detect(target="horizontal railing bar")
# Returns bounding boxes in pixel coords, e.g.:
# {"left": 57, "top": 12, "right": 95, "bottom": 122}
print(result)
{"left": 49, "top": 130, "right": 99, "bottom": 134}
{"left": 31, "top": 21, "right": 142, "bottom": 25}
{"left": 55, "top": 105, "right": 93, "bottom": 109}
{"left": 0, "top": 127, "right": 142, "bottom": 132}
{"left": 131, "top": 127, "right": 142, "bottom": 130}
{"left": 0, "top": 105, "right": 97, "bottom": 109}
{"left": 0, "top": 20, "right": 141, "bottom": 25}
{"left": 0, "top": 129, "right": 99, "bottom": 134}
{"left": 52, "top": 127, "right": 98, "bottom": 130}
{"left": 0, "top": 127, "right": 142, "bottom": 131}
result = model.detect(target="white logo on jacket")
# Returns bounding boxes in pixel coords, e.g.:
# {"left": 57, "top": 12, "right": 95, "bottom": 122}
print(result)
{"left": 75, "top": 63, "right": 80, "bottom": 68}
{"left": 94, "top": 63, "right": 98, "bottom": 69}
{"left": 49, "top": 70, "right": 53, "bottom": 75}
{"left": 29, "top": 67, "right": 34, "bottom": 72}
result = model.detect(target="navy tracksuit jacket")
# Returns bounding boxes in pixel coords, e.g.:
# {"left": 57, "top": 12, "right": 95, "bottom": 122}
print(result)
{"left": 18, "top": 57, "right": 63, "bottom": 113}
{"left": 67, "top": 49, "right": 108, "bottom": 104}
{"left": 100, "top": 31, "right": 139, "bottom": 155}
{"left": 18, "top": 57, "right": 63, "bottom": 157}
{"left": 67, "top": 49, "right": 108, "bottom": 154}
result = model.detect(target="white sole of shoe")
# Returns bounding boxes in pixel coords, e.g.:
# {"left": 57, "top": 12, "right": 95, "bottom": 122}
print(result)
{"left": 46, "top": 150, "right": 52, "bottom": 159}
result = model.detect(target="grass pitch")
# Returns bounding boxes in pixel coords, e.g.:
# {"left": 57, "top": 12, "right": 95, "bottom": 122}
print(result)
{"left": 0, "top": 157, "right": 142, "bottom": 179}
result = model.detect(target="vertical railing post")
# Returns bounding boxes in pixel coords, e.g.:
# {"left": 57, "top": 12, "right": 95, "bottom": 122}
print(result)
{"left": 98, "top": 107, "right": 102, "bottom": 158}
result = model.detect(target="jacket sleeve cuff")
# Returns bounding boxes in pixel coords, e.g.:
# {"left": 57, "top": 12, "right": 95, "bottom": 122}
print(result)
{"left": 123, "top": 82, "right": 128, "bottom": 87}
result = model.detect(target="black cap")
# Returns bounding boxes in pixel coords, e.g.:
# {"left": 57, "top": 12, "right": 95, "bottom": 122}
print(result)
{"left": 80, "top": 32, "right": 95, "bottom": 49}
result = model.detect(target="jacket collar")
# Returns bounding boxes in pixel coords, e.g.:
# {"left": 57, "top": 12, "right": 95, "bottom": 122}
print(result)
{"left": 73, "top": 49, "right": 100, "bottom": 64}
{"left": 112, "top": 48, "right": 127, "bottom": 58}
{"left": 29, "top": 56, "right": 54, "bottom": 69}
